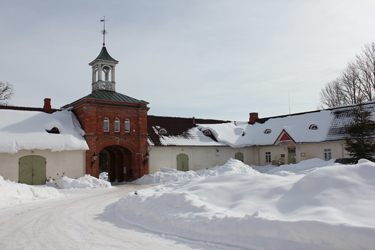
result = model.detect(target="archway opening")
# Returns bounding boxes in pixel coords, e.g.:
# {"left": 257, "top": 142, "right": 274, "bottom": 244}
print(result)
{"left": 100, "top": 146, "right": 132, "bottom": 182}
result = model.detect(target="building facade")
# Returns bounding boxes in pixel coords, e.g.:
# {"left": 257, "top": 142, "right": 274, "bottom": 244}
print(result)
{"left": 63, "top": 45, "right": 149, "bottom": 182}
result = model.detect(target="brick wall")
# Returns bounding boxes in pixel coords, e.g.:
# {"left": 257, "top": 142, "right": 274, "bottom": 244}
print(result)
{"left": 71, "top": 98, "right": 149, "bottom": 180}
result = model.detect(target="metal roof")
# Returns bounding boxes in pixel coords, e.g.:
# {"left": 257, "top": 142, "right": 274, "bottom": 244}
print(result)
{"left": 63, "top": 90, "right": 148, "bottom": 108}
{"left": 86, "top": 90, "right": 148, "bottom": 103}
{"left": 90, "top": 46, "right": 118, "bottom": 64}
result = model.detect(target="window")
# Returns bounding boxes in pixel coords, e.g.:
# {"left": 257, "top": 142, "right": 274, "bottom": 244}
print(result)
{"left": 159, "top": 128, "right": 168, "bottom": 134}
{"left": 324, "top": 149, "right": 332, "bottom": 161}
{"left": 309, "top": 124, "right": 318, "bottom": 130}
{"left": 125, "top": 119, "right": 130, "bottom": 133}
{"left": 264, "top": 129, "right": 272, "bottom": 134}
{"left": 265, "top": 152, "right": 271, "bottom": 163}
{"left": 104, "top": 118, "right": 109, "bottom": 132}
{"left": 203, "top": 130, "right": 211, "bottom": 136}
{"left": 114, "top": 118, "right": 120, "bottom": 132}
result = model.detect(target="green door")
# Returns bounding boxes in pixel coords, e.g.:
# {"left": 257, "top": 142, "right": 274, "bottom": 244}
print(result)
{"left": 235, "top": 152, "right": 244, "bottom": 162}
{"left": 19, "top": 155, "right": 46, "bottom": 185}
{"left": 288, "top": 148, "right": 296, "bottom": 164}
{"left": 177, "top": 154, "right": 189, "bottom": 171}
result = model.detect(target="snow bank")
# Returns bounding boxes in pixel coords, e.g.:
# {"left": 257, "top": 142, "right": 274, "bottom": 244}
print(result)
{"left": 134, "top": 168, "right": 199, "bottom": 184}
{"left": 0, "top": 176, "right": 62, "bottom": 206}
{"left": 47, "top": 175, "right": 111, "bottom": 189}
{"left": 115, "top": 159, "right": 375, "bottom": 250}
{"left": 252, "top": 158, "right": 336, "bottom": 175}
{"left": 0, "top": 109, "right": 89, "bottom": 153}
{"left": 134, "top": 158, "right": 257, "bottom": 185}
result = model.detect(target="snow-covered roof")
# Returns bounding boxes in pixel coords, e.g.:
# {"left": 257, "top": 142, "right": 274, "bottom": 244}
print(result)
{"left": 149, "top": 102, "right": 375, "bottom": 148}
{"left": 147, "top": 115, "right": 229, "bottom": 147}
{"left": 199, "top": 110, "right": 334, "bottom": 147}
{"left": 0, "top": 109, "right": 89, "bottom": 154}
{"left": 199, "top": 103, "right": 375, "bottom": 148}
{"left": 153, "top": 126, "right": 225, "bottom": 146}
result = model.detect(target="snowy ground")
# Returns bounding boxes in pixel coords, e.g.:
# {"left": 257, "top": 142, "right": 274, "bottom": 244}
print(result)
{"left": 1, "top": 158, "right": 375, "bottom": 249}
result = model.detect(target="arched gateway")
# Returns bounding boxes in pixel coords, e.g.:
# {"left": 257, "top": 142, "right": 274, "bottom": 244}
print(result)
{"left": 62, "top": 43, "right": 149, "bottom": 181}
{"left": 100, "top": 146, "right": 132, "bottom": 182}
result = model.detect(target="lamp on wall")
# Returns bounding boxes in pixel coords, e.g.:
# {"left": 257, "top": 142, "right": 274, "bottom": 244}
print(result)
{"left": 143, "top": 152, "right": 150, "bottom": 166}
{"left": 91, "top": 152, "right": 98, "bottom": 168}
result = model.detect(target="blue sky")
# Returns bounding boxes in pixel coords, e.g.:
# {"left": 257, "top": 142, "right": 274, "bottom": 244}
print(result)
{"left": 1, "top": 0, "right": 375, "bottom": 121}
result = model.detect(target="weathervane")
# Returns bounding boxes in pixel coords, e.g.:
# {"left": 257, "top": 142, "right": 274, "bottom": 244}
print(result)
{"left": 100, "top": 16, "right": 108, "bottom": 46}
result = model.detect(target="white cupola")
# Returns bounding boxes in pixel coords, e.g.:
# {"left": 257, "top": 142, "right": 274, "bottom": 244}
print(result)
{"left": 89, "top": 46, "right": 119, "bottom": 92}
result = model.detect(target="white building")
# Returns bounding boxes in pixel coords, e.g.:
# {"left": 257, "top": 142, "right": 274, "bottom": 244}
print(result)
{"left": 0, "top": 99, "right": 88, "bottom": 183}
{"left": 147, "top": 103, "right": 373, "bottom": 173}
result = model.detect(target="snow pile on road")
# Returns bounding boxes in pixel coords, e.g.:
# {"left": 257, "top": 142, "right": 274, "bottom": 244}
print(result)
{"left": 99, "top": 172, "right": 108, "bottom": 181}
{"left": 115, "top": 158, "right": 375, "bottom": 250}
{"left": 134, "top": 158, "right": 257, "bottom": 184}
{"left": 0, "top": 175, "right": 62, "bottom": 206}
{"left": 134, "top": 167, "right": 199, "bottom": 184}
{"left": 48, "top": 174, "right": 111, "bottom": 189}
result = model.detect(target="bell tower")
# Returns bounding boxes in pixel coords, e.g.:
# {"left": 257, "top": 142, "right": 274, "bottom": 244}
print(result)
{"left": 89, "top": 16, "right": 119, "bottom": 92}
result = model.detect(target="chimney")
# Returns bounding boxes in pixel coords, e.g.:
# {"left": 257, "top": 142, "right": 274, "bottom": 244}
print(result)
{"left": 249, "top": 112, "right": 258, "bottom": 124}
{"left": 43, "top": 98, "right": 52, "bottom": 113}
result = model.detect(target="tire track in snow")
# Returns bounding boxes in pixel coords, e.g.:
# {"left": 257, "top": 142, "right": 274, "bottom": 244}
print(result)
{"left": 0, "top": 184, "right": 228, "bottom": 250}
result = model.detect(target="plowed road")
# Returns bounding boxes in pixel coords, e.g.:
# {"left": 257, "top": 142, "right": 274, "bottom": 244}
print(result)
{"left": 0, "top": 184, "right": 235, "bottom": 250}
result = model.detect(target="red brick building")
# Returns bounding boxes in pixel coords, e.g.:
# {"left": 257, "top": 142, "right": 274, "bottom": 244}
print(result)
{"left": 63, "top": 45, "right": 149, "bottom": 182}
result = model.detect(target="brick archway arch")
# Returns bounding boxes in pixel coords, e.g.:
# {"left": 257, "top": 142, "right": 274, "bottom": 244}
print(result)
{"left": 100, "top": 145, "right": 132, "bottom": 182}
{"left": 86, "top": 136, "right": 148, "bottom": 180}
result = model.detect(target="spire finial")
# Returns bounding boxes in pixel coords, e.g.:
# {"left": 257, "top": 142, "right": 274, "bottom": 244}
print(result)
{"left": 100, "top": 16, "right": 108, "bottom": 46}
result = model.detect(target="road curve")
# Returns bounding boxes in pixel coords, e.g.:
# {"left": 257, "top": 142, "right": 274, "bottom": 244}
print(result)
{"left": 0, "top": 184, "right": 233, "bottom": 250}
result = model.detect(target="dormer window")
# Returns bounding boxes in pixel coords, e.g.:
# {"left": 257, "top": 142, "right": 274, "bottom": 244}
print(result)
{"left": 264, "top": 129, "right": 272, "bottom": 134}
{"left": 114, "top": 118, "right": 120, "bottom": 132}
{"left": 159, "top": 128, "right": 168, "bottom": 135}
{"left": 46, "top": 127, "right": 60, "bottom": 134}
{"left": 309, "top": 124, "right": 318, "bottom": 130}
{"left": 203, "top": 130, "right": 212, "bottom": 136}
{"left": 104, "top": 118, "right": 109, "bottom": 132}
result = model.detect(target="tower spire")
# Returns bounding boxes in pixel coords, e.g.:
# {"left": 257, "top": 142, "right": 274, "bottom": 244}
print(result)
{"left": 100, "top": 16, "right": 108, "bottom": 46}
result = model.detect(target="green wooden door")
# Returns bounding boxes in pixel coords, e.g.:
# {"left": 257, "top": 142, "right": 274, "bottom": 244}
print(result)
{"left": 177, "top": 154, "right": 189, "bottom": 171}
{"left": 288, "top": 149, "right": 296, "bottom": 164}
{"left": 19, "top": 156, "right": 46, "bottom": 185}
{"left": 235, "top": 152, "right": 244, "bottom": 162}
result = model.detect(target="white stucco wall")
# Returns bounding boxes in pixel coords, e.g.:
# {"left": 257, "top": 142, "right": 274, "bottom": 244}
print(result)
{"left": 256, "top": 140, "right": 348, "bottom": 166}
{"left": 0, "top": 149, "right": 86, "bottom": 182}
{"left": 148, "top": 146, "right": 255, "bottom": 173}
{"left": 148, "top": 141, "right": 349, "bottom": 174}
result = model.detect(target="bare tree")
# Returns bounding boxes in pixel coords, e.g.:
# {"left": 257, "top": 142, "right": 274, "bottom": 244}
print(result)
{"left": 356, "top": 43, "right": 375, "bottom": 100}
{"left": 341, "top": 62, "right": 365, "bottom": 104}
{"left": 319, "top": 42, "right": 375, "bottom": 108}
{"left": 0, "top": 81, "right": 14, "bottom": 105}
{"left": 319, "top": 79, "right": 346, "bottom": 108}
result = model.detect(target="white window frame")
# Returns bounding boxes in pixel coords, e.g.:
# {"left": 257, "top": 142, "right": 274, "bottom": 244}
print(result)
{"left": 265, "top": 152, "right": 271, "bottom": 163}
{"left": 324, "top": 149, "right": 332, "bottom": 161}
{"left": 104, "top": 118, "right": 109, "bottom": 132}
{"left": 114, "top": 118, "right": 120, "bottom": 132}
{"left": 125, "top": 119, "right": 130, "bottom": 133}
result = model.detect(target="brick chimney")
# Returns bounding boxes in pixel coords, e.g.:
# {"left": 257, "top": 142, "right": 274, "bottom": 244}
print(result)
{"left": 249, "top": 112, "right": 258, "bottom": 124}
{"left": 43, "top": 98, "right": 52, "bottom": 113}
